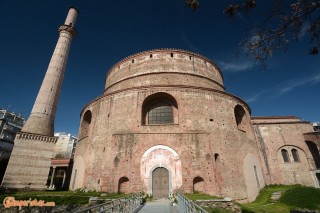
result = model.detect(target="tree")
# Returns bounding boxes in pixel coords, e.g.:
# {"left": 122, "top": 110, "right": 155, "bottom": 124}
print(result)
{"left": 186, "top": 0, "right": 320, "bottom": 62}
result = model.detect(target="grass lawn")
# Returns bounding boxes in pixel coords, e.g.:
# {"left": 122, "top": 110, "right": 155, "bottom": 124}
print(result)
{"left": 0, "top": 190, "right": 129, "bottom": 205}
{"left": 242, "top": 185, "right": 320, "bottom": 213}
{"left": 184, "top": 185, "right": 320, "bottom": 213}
{"left": 184, "top": 192, "right": 222, "bottom": 201}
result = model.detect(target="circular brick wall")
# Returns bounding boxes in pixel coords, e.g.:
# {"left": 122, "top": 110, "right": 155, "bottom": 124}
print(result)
{"left": 72, "top": 49, "right": 264, "bottom": 202}
{"left": 104, "top": 49, "right": 225, "bottom": 94}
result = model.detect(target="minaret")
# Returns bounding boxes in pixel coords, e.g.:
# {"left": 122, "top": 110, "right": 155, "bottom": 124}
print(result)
{"left": 1, "top": 8, "right": 78, "bottom": 190}
{"left": 22, "top": 7, "right": 78, "bottom": 136}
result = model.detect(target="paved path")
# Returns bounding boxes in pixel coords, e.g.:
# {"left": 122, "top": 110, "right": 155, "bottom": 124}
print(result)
{"left": 138, "top": 199, "right": 178, "bottom": 213}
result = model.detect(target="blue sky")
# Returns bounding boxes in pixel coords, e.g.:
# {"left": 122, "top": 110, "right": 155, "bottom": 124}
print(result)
{"left": 1, "top": 1, "right": 319, "bottom": 136}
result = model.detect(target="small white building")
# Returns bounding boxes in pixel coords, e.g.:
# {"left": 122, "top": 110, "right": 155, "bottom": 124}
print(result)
{"left": 54, "top": 132, "right": 77, "bottom": 158}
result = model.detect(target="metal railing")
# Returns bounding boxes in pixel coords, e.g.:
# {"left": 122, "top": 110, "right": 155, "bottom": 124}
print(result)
{"left": 74, "top": 192, "right": 143, "bottom": 213}
{"left": 177, "top": 193, "right": 208, "bottom": 213}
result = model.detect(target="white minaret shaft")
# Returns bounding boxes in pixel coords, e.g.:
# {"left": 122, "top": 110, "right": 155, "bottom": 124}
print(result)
{"left": 22, "top": 8, "right": 78, "bottom": 136}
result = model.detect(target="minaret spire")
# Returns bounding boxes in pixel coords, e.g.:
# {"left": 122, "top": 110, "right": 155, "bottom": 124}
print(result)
{"left": 1, "top": 8, "right": 79, "bottom": 190}
{"left": 22, "top": 7, "right": 78, "bottom": 136}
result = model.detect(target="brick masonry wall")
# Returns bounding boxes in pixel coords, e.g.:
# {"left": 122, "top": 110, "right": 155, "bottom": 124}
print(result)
{"left": 253, "top": 120, "right": 316, "bottom": 186}
{"left": 2, "top": 133, "right": 57, "bottom": 189}
{"left": 70, "top": 49, "right": 318, "bottom": 203}
{"left": 72, "top": 86, "right": 262, "bottom": 201}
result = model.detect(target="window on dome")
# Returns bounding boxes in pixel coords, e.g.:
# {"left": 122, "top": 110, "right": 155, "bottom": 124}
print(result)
{"left": 148, "top": 102, "right": 173, "bottom": 124}
{"left": 142, "top": 92, "right": 178, "bottom": 125}
{"left": 79, "top": 110, "right": 92, "bottom": 139}
{"left": 234, "top": 104, "right": 248, "bottom": 132}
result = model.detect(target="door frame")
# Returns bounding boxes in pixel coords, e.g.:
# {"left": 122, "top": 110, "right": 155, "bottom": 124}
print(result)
{"left": 149, "top": 164, "right": 172, "bottom": 195}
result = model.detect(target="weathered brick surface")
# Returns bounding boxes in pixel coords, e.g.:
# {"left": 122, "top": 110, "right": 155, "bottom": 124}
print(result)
{"left": 252, "top": 118, "right": 318, "bottom": 187}
{"left": 1, "top": 133, "right": 57, "bottom": 189}
{"left": 71, "top": 49, "right": 319, "bottom": 203}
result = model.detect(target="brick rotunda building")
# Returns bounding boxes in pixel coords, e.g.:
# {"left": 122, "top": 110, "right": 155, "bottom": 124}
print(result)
{"left": 70, "top": 49, "right": 320, "bottom": 202}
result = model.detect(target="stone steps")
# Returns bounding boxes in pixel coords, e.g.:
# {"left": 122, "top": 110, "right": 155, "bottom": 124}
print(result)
{"left": 270, "top": 191, "right": 282, "bottom": 201}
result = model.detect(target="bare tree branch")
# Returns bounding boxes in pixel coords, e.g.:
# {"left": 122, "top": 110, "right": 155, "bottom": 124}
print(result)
{"left": 186, "top": 0, "right": 320, "bottom": 62}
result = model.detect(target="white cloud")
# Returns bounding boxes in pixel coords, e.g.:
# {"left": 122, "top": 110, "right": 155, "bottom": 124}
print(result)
{"left": 280, "top": 73, "right": 320, "bottom": 94}
{"left": 243, "top": 73, "right": 320, "bottom": 103}
{"left": 245, "top": 91, "right": 266, "bottom": 103}
{"left": 218, "top": 60, "right": 256, "bottom": 73}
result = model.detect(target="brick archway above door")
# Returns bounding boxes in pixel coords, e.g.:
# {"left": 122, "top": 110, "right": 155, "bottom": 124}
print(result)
{"left": 140, "top": 145, "right": 182, "bottom": 194}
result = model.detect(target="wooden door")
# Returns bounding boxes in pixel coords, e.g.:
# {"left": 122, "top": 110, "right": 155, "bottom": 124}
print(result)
{"left": 152, "top": 167, "right": 169, "bottom": 198}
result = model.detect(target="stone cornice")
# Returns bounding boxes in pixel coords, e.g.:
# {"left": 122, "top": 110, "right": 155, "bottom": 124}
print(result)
{"left": 59, "top": 25, "right": 77, "bottom": 37}
{"left": 104, "top": 71, "right": 225, "bottom": 94}
{"left": 16, "top": 132, "right": 58, "bottom": 143}
{"left": 252, "top": 121, "right": 310, "bottom": 125}
{"left": 251, "top": 116, "right": 298, "bottom": 120}
{"left": 80, "top": 85, "right": 251, "bottom": 115}
{"left": 112, "top": 132, "right": 209, "bottom": 135}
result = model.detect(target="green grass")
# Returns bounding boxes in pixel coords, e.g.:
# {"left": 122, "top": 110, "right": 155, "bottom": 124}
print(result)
{"left": 0, "top": 190, "right": 129, "bottom": 205}
{"left": 280, "top": 186, "right": 320, "bottom": 210}
{"left": 184, "top": 192, "right": 222, "bottom": 201}
{"left": 242, "top": 184, "right": 320, "bottom": 213}
{"left": 244, "top": 184, "right": 296, "bottom": 208}
{"left": 185, "top": 185, "right": 320, "bottom": 213}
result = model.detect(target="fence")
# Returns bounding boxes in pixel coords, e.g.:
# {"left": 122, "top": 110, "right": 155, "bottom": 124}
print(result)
{"left": 74, "top": 192, "right": 143, "bottom": 213}
{"left": 177, "top": 192, "right": 208, "bottom": 213}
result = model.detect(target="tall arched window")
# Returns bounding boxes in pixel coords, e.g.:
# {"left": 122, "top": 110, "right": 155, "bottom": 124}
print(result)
{"left": 281, "top": 149, "right": 289, "bottom": 163}
{"left": 142, "top": 92, "right": 178, "bottom": 125}
{"left": 234, "top": 105, "right": 248, "bottom": 132}
{"left": 291, "top": 149, "right": 300, "bottom": 162}
{"left": 79, "top": 110, "right": 92, "bottom": 139}
{"left": 148, "top": 102, "right": 173, "bottom": 124}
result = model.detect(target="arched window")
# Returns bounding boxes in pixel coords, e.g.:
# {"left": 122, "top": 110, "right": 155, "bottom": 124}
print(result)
{"left": 281, "top": 149, "right": 289, "bottom": 163}
{"left": 234, "top": 105, "right": 248, "bottom": 132}
{"left": 142, "top": 92, "right": 178, "bottom": 125}
{"left": 79, "top": 110, "right": 92, "bottom": 139}
{"left": 148, "top": 102, "right": 173, "bottom": 124}
{"left": 291, "top": 149, "right": 300, "bottom": 162}
{"left": 214, "top": 153, "right": 220, "bottom": 162}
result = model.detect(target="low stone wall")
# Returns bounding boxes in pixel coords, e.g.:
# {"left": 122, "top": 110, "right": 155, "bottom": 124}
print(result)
{"left": 195, "top": 200, "right": 241, "bottom": 213}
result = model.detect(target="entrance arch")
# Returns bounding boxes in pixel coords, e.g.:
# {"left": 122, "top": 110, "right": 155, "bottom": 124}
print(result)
{"left": 140, "top": 145, "right": 182, "bottom": 194}
{"left": 152, "top": 167, "right": 169, "bottom": 198}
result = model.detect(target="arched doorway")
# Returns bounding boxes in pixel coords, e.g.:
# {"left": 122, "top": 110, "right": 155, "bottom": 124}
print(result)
{"left": 193, "top": 176, "right": 204, "bottom": 193}
{"left": 152, "top": 167, "right": 169, "bottom": 198}
{"left": 118, "top": 177, "right": 130, "bottom": 193}
{"left": 140, "top": 145, "right": 182, "bottom": 194}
